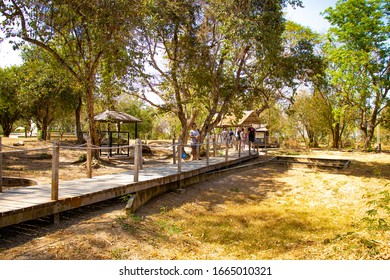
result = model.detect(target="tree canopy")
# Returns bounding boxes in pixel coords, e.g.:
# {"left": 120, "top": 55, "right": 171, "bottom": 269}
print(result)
{"left": 0, "top": 65, "right": 22, "bottom": 136}
{"left": 127, "top": 0, "right": 304, "bottom": 142}
{"left": 3, "top": 0, "right": 388, "bottom": 149}
{"left": 0, "top": 0, "right": 141, "bottom": 147}
{"left": 323, "top": 0, "right": 390, "bottom": 149}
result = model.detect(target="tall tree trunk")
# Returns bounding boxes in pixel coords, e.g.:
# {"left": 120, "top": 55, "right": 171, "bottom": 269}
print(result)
{"left": 75, "top": 96, "right": 84, "bottom": 144}
{"left": 360, "top": 108, "right": 371, "bottom": 150}
{"left": 40, "top": 108, "right": 49, "bottom": 140}
{"left": 307, "top": 130, "right": 318, "bottom": 148}
{"left": 332, "top": 122, "right": 340, "bottom": 149}
{"left": 85, "top": 83, "right": 99, "bottom": 158}
{"left": 41, "top": 122, "right": 48, "bottom": 140}
{"left": 364, "top": 120, "right": 376, "bottom": 150}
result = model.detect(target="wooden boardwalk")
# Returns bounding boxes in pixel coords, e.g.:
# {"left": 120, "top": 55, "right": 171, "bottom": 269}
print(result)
{"left": 0, "top": 151, "right": 258, "bottom": 228}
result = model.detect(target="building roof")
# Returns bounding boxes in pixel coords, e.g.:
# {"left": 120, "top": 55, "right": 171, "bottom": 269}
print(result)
{"left": 94, "top": 110, "right": 142, "bottom": 123}
{"left": 217, "top": 110, "right": 261, "bottom": 127}
{"left": 255, "top": 124, "right": 268, "bottom": 132}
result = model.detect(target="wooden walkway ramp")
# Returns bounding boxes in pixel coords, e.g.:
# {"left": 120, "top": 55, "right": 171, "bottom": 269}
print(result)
{"left": 0, "top": 152, "right": 258, "bottom": 228}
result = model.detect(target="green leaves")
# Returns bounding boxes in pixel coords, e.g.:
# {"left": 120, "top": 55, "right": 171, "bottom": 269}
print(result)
{"left": 323, "top": 0, "right": 389, "bottom": 149}
{"left": 18, "top": 46, "right": 81, "bottom": 140}
{"left": 0, "top": 65, "right": 23, "bottom": 136}
{"left": 363, "top": 188, "right": 390, "bottom": 231}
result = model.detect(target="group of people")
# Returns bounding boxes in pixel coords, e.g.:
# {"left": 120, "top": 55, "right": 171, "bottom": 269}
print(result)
{"left": 189, "top": 123, "right": 256, "bottom": 161}
{"left": 223, "top": 126, "right": 255, "bottom": 152}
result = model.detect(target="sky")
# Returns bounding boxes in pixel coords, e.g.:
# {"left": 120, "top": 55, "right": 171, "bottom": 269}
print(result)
{"left": 285, "top": 0, "right": 338, "bottom": 33}
{"left": 0, "top": 0, "right": 338, "bottom": 68}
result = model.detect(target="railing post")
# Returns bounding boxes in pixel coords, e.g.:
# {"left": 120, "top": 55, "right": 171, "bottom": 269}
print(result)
{"left": 86, "top": 136, "right": 92, "bottom": 178}
{"left": 140, "top": 140, "right": 143, "bottom": 170}
{"left": 0, "top": 136, "right": 2, "bottom": 192}
{"left": 225, "top": 138, "right": 229, "bottom": 162}
{"left": 51, "top": 141, "right": 59, "bottom": 201}
{"left": 213, "top": 135, "right": 216, "bottom": 157}
{"left": 206, "top": 134, "right": 210, "bottom": 166}
{"left": 238, "top": 138, "right": 241, "bottom": 158}
{"left": 134, "top": 138, "right": 140, "bottom": 182}
{"left": 196, "top": 142, "right": 200, "bottom": 160}
{"left": 177, "top": 140, "right": 182, "bottom": 173}
{"left": 172, "top": 138, "right": 176, "bottom": 164}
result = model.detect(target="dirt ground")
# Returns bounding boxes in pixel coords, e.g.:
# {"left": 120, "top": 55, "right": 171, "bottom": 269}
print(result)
{"left": 1, "top": 137, "right": 390, "bottom": 259}
{"left": 0, "top": 137, "right": 175, "bottom": 185}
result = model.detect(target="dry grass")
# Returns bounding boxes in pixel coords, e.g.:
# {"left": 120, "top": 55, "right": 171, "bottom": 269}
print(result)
{"left": 0, "top": 137, "right": 172, "bottom": 185}
{"left": 1, "top": 137, "right": 390, "bottom": 260}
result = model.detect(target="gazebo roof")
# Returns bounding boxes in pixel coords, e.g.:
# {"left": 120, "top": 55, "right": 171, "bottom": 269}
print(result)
{"left": 217, "top": 110, "right": 261, "bottom": 127}
{"left": 94, "top": 110, "right": 142, "bottom": 123}
{"left": 255, "top": 124, "right": 268, "bottom": 132}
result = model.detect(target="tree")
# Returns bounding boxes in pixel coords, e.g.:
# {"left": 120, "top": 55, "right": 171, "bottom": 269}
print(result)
{"left": 288, "top": 91, "right": 330, "bottom": 147}
{"left": 129, "top": 0, "right": 303, "bottom": 144}
{"left": 20, "top": 49, "right": 80, "bottom": 140}
{"left": 270, "top": 21, "right": 327, "bottom": 147}
{"left": 0, "top": 65, "right": 22, "bottom": 136}
{"left": 0, "top": 0, "right": 141, "bottom": 149}
{"left": 323, "top": 0, "right": 390, "bottom": 149}
{"left": 383, "top": 107, "right": 390, "bottom": 130}
{"left": 315, "top": 68, "right": 362, "bottom": 148}
{"left": 117, "top": 96, "right": 156, "bottom": 139}
{"left": 277, "top": 21, "right": 325, "bottom": 101}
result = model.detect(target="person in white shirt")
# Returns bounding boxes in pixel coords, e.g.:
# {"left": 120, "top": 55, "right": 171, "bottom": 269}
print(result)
{"left": 189, "top": 123, "right": 200, "bottom": 160}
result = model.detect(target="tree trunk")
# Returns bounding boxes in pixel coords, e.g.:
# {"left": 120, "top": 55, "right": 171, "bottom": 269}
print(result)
{"left": 363, "top": 123, "right": 376, "bottom": 150}
{"left": 75, "top": 96, "right": 84, "bottom": 144}
{"left": 332, "top": 122, "right": 340, "bottom": 149}
{"left": 39, "top": 105, "right": 52, "bottom": 140}
{"left": 0, "top": 122, "right": 13, "bottom": 137}
{"left": 85, "top": 83, "right": 99, "bottom": 158}
{"left": 41, "top": 124, "right": 48, "bottom": 140}
{"left": 308, "top": 134, "right": 318, "bottom": 148}
{"left": 360, "top": 108, "right": 370, "bottom": 150}
{"left": 0, "top": 112, "right": 18, "bottom": 137}
{"left": 364, "top": 109, "right": 379, "bottom": 150}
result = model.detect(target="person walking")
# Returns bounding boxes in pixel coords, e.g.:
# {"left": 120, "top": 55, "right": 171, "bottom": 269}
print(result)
{"left": 235, "top": 127, "right": 241, "bottom": 151}
{"left": 240, "top": 127, "right": 247, "bottom": 151}
{"left": 248, "top": 124, "right": 256, "bottom": 152}
{"left": 189, "top": 123, "right": 200, "bottom": 160}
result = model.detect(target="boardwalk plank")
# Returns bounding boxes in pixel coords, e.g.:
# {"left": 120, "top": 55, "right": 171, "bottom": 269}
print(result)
{"left": 1, "top": 152, "right": 257, "bottom": 227}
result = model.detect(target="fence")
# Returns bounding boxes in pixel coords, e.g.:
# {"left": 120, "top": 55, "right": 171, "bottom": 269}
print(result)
{"left": 0, "top": 134, "right": 258, "bottom": 197}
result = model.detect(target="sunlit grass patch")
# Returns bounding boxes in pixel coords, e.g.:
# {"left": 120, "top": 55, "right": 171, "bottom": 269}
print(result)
{"left": 152, "top": 199, "right": 351, "bottom": 259}
{"left": 103, "top": 151, "right": 390, "bottom": 259}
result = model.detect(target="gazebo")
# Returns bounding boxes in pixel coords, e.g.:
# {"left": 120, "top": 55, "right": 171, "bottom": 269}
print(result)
{"left": 94, "top": 110, "right": 142, "bottom": 157}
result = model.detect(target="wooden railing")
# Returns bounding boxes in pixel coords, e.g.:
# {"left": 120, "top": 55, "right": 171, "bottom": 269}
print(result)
{"left": 0, "top": 135, "right": 258, "bottom": 197}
